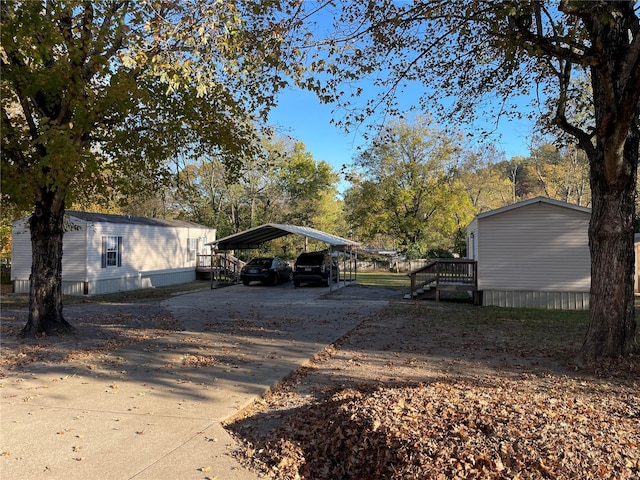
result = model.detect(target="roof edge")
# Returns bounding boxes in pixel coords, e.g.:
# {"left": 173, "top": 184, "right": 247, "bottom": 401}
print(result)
{"left": 207, "top": 223, "right": 359, "bottom": 250}
{"left": 476, "top": 196, "right": 591, "bottom": 220}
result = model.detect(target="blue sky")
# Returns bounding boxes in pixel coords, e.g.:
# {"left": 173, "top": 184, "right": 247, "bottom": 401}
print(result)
{"left": 268, "top": 83, "right": 537, "bottom": 178}
{"left": 266, "top": 5, "right": 540, "bottom": 180}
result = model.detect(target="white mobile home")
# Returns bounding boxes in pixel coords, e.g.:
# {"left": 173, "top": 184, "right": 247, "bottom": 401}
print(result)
{"left": 466, "top": 197, "right": 591, "bottom": 310}
{"left": 12, "top": 211, "right": 215, "bottom": 295}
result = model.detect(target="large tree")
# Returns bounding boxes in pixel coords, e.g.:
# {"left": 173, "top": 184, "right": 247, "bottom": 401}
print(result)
{"left": 344, "top": 117, "right": 473, "bottom": 257}
{"left": 1, "top": 1, "right": 289, "bottom": 336}
{"left": 457, "top": 145, "right": 514, "bottom": 212}
{"left": 284, "top": 0, "right": 639, "bottom": 359}
{"left": 277, "top": 141, "right": 340, "bottom": 226}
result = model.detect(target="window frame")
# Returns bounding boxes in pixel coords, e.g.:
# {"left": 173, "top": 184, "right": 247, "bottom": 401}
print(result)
{"left": 102, "top": 236, "right": 122, "bottom": 268}
{"left": 187, "top": 237, "right": 198, "bottom": 262}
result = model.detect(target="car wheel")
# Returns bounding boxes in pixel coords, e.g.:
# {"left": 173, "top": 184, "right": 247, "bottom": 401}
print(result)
{"left": 294, "top": 280, "right": 300, "bottom": 288}
{"left": 243, "top": 280, "right": 250, "bottom": 286}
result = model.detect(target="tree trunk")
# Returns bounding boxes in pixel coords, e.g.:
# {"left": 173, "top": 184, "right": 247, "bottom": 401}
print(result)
{"left": 20, "top": 197, "right": 74, "bottom": 337}
{"left": 571, "top": 1, "right": 639, "bottom": 360}
{"left": 580, "top": 133, "right": 638, "bottom": 360}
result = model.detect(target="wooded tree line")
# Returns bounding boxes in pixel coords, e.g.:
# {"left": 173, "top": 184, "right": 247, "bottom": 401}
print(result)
{"left": 343, "top": 117, "right": 595, "bottom": 259}
{"left": 0, "top": 115, "right": 598, "bottom": 262}
{"left": 10, "top": 114, "right": 593, "bottom": 262}
{"left": 99, "top": 133, "right": 348, "bottom": 256}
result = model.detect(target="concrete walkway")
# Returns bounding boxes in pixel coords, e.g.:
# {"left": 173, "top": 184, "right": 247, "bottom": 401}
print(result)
{"left": 0, "top": 283, "right": 392, "bottom": 480}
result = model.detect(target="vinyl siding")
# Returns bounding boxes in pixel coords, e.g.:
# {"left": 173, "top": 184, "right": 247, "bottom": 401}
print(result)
{"left": 12, "top": 216, "right": 89, "bottom": 280}
{"left": 476, "top": 202, "right": 590, "bottom": 292}
{"left": 61, "top": 227, "right": 89, "bottom": 281}
{"left": 86, "top": 224, "right": 213, "bottom": 279}
{"left": 12, "top": 213, "right": 215, "bottom": 294}
{"left": 10, "top": 220, "right": 31, "bottom": 281}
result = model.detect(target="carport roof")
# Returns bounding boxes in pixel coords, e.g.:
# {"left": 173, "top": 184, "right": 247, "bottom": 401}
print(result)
{"left": 207, "top": 223, "right": 359, "bottom": 251}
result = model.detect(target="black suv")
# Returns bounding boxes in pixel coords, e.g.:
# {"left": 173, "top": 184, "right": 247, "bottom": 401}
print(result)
{"left": 240, "top": 257, "right": 292, "bottom": 286}
{"left": 293, "top": 251, "right": 339, "bottom": 287}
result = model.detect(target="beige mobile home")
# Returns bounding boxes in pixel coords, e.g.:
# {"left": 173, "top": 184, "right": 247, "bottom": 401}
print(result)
{"left": 466, "top": 197, "right": 591, "bottom": 310}
{"left": 12, "top": 211, "right": 215, "bottom": 295}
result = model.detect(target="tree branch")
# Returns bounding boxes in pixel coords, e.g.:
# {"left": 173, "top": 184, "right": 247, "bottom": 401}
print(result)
{"left": 553, "top": 59, "right": 595, "bottom": 158}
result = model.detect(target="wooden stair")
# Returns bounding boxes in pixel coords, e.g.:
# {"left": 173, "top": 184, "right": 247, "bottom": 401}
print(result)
{"left": 406, "top": 259, "right": 480, "bottom": 304}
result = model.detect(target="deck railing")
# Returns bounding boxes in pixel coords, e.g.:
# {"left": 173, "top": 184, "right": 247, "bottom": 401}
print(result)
{"left": 407, "top": 258, "right": 478, "bottom": 300}
{"left": 197, "top": 253, "right": 246, "bottom": 284}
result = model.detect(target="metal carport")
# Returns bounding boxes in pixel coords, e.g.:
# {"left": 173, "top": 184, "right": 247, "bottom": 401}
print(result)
{"left": 206, "top": 224, "right": 360, "bottom": 291}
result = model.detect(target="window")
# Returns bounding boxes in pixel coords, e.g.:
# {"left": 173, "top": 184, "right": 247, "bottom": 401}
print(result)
{"left": 187, "top": 238, "right": 198, "bottom": 262}
{"left": 102, "top": 236, "right": 122, "bottom": 268}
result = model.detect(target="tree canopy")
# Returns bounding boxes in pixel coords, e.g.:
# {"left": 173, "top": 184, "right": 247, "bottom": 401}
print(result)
{"left": 0, "top": 0, "right": 299, "bottom": 336}
{"left": 344, "top": 117, "right": 473, "bottom": 257}
{"left": 281, "top": 0, "right": 639, "bottom": 359}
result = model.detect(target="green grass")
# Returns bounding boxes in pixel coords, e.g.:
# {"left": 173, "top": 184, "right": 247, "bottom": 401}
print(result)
{"left": 355, "top": 271, "right": 408, "bottom": 290}
{"left": 469, "top": 305, "right": 590, "bottom": 354}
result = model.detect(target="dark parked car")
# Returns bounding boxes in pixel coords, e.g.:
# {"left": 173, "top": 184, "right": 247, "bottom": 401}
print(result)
{"left": 240, "top": 257, "right": 292, "bottom": 286}
{"left": 293, "top": 251, "right": 339, "bottom": 287}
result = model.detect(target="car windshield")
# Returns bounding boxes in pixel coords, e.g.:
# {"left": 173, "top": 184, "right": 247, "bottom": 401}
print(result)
{"left": 248, "top": 258, "right": 273, "bottom": 267}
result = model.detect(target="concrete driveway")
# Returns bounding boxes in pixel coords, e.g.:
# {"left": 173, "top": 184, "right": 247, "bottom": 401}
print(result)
{"left": 1, "top": 282, "right": 394, "bottom": 480}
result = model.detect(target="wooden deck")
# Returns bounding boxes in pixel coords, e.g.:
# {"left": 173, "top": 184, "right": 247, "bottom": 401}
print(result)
{"left": 196, "top": 254, "right": 245, "bottom": 285}
{"left": 406, "top": 259, "right": 480, "bottom": 304}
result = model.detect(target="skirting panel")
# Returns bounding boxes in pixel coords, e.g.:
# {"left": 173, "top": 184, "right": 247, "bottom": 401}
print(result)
{"left": 482, "top": 290, "right": 590, "bottom": 310}
{"left": 12, "top": 270, "right": 197, "bottom": 296}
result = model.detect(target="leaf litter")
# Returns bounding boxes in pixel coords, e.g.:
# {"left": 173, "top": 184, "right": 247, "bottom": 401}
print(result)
{"left": 0, "top": 303, "right": 178, "bottom": 375}
{"left": 226, "top": 300, "right": 639, "bottom": 480}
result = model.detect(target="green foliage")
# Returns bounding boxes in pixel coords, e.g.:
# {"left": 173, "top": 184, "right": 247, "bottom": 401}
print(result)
{"left": 165, "top": 132, "right": 346, "bottom": 241}
{"left": 1, "top": 1, "right": 304, "bottom": 216}
{"left": 425, "top": 247, "right": 455, "bottom": 260}
{"left": 277, "top": 141, "right": 340, "bottom": 227}
{"left": 345, "top": 117, "right": 474, "bottom": 256}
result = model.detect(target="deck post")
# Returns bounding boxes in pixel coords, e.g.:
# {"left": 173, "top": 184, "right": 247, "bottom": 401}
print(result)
{"left": 410, "top": 272, "right": 416, "bottom": 300}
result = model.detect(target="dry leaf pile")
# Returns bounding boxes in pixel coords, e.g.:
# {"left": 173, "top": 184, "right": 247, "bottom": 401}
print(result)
{"left": 234, "top": 377, "right": 639, "bottom": 480}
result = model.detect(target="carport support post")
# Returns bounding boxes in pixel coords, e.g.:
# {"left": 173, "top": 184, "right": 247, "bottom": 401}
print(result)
{"left": 354, "top": 247, "right": 358, "bottom": 283}
{"left": 209, "top": 248, "right": 215, "bottom": 289}
{"left": 224, "top": 251, "right": 228, "bottom": 282}
{"left": 329, "top": 245, "right": 333, "bottom": 293}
